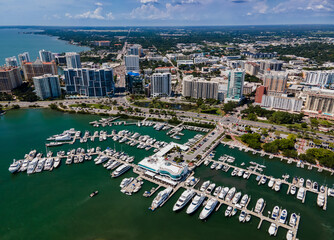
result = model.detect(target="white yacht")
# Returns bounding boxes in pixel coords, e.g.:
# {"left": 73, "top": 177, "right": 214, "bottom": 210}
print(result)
{"left": 243, "top": 171, "right": 250, "bottom": 179}
{"left": 289, "top": 213, "right": 297, "bottom": 227}
{"left": 108, "top": 161, "right": 121, "bottom": 170}
{"left": 8, "top": 160, "right": 22, "bottom": 173}
{"left": 95, "top": 156, "right": 110, "bottom": 165}
{"left": 271, "top": 206, "right": 279, "bottom": 220}
{"left": 35, "top": 158, "right": 46, "bottom": 173}
{"left": 150, "top": 187, "right": 173, "bottom": 210}
{"left": 225, "top": 206, "right": 233, "bottom": 217}
{"left": 206, "top": 183, "right": 216, "bottom": 194}
{"left": 20, "top": 159, "right": 29, "bottom": 172}
{"left": 54, "top": 133, "right": 72, "bottom": 141}
{"left": 274, "top": 180, "right": 282, "bottom": 192}
{"left": 232, "top": 192, "right": 242, "bottom": 205}
{"left": 111, "top": 164, "right": 131, "bottom": 178}
{"left": 44, "top": 158, "right": 54, "bottom": 171}
{"left": 260, "top": 176, "right": 267, "bottom": 184}
{"left": 299, "top": 178, "right": 304, "bottom": 187}
{"left": 290, "top": 185, "right": 297, "bottom": 195}
{"left": 268, "top": 223, "right": 277, "bottom": 236}
{"left": 254, "top": 198, "right": 264, "bottom": 213}
{"left": 317, "top": 194, "right": 325, "bottom": 207}
{"left": 268, "top": 178, "right": 275, "bottom": 188}
{"left": 65, "top": 156, "right": 73, "bottom": 165}
{"left": 297, "top": 187, "right": 305, "bottom": 200}
{"left": 199, "top": 198, "right": 218, "bottom": 220}
{"left": 240, "top": 194, "right": 249, "bottom": 207}
{"left": 173, "top": 189, "right": 195, "bottom": 211}
{"left": 218, "top": 187, "right": 229, "bottom": 200}
{"left": 186, "top": 194, "right": 206, "bottom": 214}
{"left": 213, "top": 186, "right": 222, "bottom": 197}
{"left": 200, "top": 180, "right": 210, "bottom": 192}
{"left": 286, "top": 230, "right": 294, "bottom": 240}
{"left": 306, "top": 179, "right": 312, "bottom": 189}
{"left": 225, "top": 187, "right": 236, "bottom": 202}
{"left": 239, "top": 211, "right": 247, "bottom": 222}
{"left": 53, "top": 157, "right": 61, "bottom": 168}
{"left": 120, "top": 177, "right": 134, "bottom": 189}
{"left": 279, "top": 209, "right": 288, "bottom": 224}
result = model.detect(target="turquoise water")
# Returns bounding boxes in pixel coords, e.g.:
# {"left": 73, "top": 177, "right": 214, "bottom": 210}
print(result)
{"left": 0, "top": 109, "right": 333, "bottom": 240}
{"left": 0, "top": 28, "right": 89, "bottom": 65}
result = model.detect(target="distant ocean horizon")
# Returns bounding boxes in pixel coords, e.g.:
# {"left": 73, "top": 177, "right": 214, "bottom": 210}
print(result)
{"left": 0, "top": 28, "right": 89, "bottom": 65}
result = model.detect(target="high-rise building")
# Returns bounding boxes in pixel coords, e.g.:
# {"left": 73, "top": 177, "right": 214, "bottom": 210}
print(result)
{"left": 125, "top": 55, "right": 140, "bottom": 72}
{"left": 304, "top": 90, "right": 334, "bottom": 116}
{"left": 128, "top": 45, "right": 142, "bottom": 56}
{"left": 226, "top": 69, "right": 245, "bottom": 102}
{"left": 255, "top": 86, "right": 267, "bottom": 103}
{"left": 261, "top": 94, "right": 303, "bottom": 112}
{"left": 259, "top": 60, "right": 283, "bottom": 73}
{"left": 64, "top": 68, "right": 114, "bottom": 97}
{"left": 65, "top": 52, "right": 81, "bottom": 68}
{"left": 304, "top": 71, "right": 334, "bottom": 87}
{"left": 126, "top": 72, "right": 144, "bottom": 94}
{"left": 182, "top": 78, "right": 219, "bottom": 99}
{"left": 0, "top": 67, "right": 23, "bottom": 93}
{"left": 263, "top": 72, "right": 287, "bottom": 93}
{"left": 32, "top": 74, "right": 61, "bottom": 100}
{"left": 22, "top": 59, "right": 58, "bottom": 80}
{"left": 151, "top": 73, "right": 171, "bottom": 97}
{"left": 5, "top": 56, "right": 19, "bottom": 67}
{"left": 18, "top": 52, "right": 30, "bottom": 66}
{"left": 39, "top": 49, "right": 54, "bottom": 62}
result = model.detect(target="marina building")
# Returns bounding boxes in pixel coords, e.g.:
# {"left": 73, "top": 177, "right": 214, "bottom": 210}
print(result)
{"left": 225, "top": 69, "right": 245, "bottom": 102}
{"left": 125, "top": 55, "right": 140, "bottom": 72}
{"left": 125, "top": 72, "right": 144, "bottom": 94}
{"left": 138, "top": 143, "right": 189, "bottom": 181}
{"left": 65, "top": 52, "right": 81, "bottom": 69}
{"left": 39, "top": 49, "right": 54, "bottom": 63}
{"left": 263, "top": 71, "right": 287, "bottom": 93}
{"left": 18, "top": 52, "right": 30, "bottom": 66}
{"left": 151, "top": 73, "right": 171, "bottom": 97}
{"left": 5, "top": 56, "right": 19, "bottom": 67}
{"left": 0, "top": 67, "right": 23, "bottom": 93}
{"left": 304, "top": 71, "right": 334, "bottom": 88}
{"left": 182, "top": 77, "right": 219, "bottom": 99}
{"left": 64, "top": 68, "right": 114, "bottom": 97}
{"left": 32, "top": 74, "right": 61, "bottom": 100}
{"left": 22, "top": 59, "right": 58, "bottom": 80}
{"left": 261, "top": 94, "right": 303, "bottom": 112}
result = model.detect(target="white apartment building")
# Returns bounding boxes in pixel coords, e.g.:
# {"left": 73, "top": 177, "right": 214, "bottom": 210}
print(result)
{"left": 151, "top": 73, "right": 171, "bottom": 97}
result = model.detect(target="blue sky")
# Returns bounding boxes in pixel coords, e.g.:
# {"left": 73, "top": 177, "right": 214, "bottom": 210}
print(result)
{"left": 1, "top": 0, "right": 333, "bottom": 26}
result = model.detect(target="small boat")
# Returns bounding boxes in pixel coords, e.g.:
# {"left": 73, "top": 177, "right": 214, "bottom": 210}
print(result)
{"left": 53, "top": 157, "right": 61, "bottom": 168}
{"left": 240, "top": 194, "right": 249, "bottom": 207}
{"left": 271, "top": 206, "right": 279, "bottom": 220}
{"left": 268, "top": 223, "right": 277, "bottom": 236}
{"left": 210, "top": 162, "right": 218, "bottom": 170}
{"left": 237, "top": 170, "right": 244, "bottom": 177}
{"left": 213, "top": 186, "right": 222, "bottom": 197}
{"left": 256, "top": 175, "right": 261, "bottom": 181}
{"left": 90, "top": 191, "right": 99, "bottom": 197}
{"left": 286, "top": 230, "right": 294, "bottom": 240}
{"left": 232, "top": 192, "right": 242, "bottom": 205}
{"left": 218, "top": 187, "right": 229, "bottom": 200}
{"left": 297, "top": 187, "right": 305, "bottom": 201}
{"left": 200, "top": 180, "right": 210, "bottom": 192}
{"left": 279, "top": 209, "right": 288, "bottom": 224}
{"left": 231, "top": 169, "right": 238, "bottom": 176}
{"left": 254, "top": 198, "right": 264, "bottom": 213}
{"left": 225, "top": 206, "right": 232, "bottom": 217}
{"left": 268, "top": 178, "right": 275, "bottom": 188}
{"left": 299, "top": 178, "right": 304, "bottom": 187}
{"left": 260, "top": 176, "right": 267, "bottom": 185}
{"left": 239, "top": 211, "right": 246, "bottom": 222}
{"left": 306, "top": 179, "right": 312, "bottom": 189}
{"left": 317, "top": 194, "right": 325, "bottom": 207}
{"left": 274, "top": 180, "right": 282, "bottom": 192}
{"left": 290, "top": 185, "right": 297, "bottom": 195}
{"left": 225, "top": 187, "right": 236, "bottom": 202}
{"left": 289, "top": 213, "right": 297, "bottom": 227}
{"left": 245, "top": 214, "right": 251, "bottom": 222}
{"left": 150, "top": 187, "right": 173, "bottom": 210}
{"left": 243, "top": 171, "right": 250, "bottom": 179}
{"left": 206, "top": 183, "right": 216, "bottom": 194}
{"left": 231, "top": 208, "right": 238, "bottom": 216}
{"left": 313, "top": 182, "right": 318, "bottom": 191}
{"left": 320, "top": 185, "right": 326, "bottom": 193}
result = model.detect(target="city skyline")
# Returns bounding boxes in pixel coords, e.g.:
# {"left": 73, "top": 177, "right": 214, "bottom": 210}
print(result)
{"left": 0, "top": 0, "right": 333, "bottom": 26}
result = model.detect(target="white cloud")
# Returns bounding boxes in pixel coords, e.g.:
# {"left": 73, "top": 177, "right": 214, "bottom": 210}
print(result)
{"left": 95, "top": 2, "right": 103, "bottom": 6}
{"left": 273, "top": 0, "right": 334, "bottom": 13}
{"left": 140, "top": 0, "right": 158, "bottom": 3}
{"left": 65, "top": 4, "right": 114, "bottom": 20}
{"left": 130, "top": 4, "right": 169, "bottom": 19}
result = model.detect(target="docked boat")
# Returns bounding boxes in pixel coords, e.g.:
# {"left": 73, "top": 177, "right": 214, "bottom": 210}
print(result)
{"left": 245, "top": 214, "right": 251, "bottom": 222}
{"left": 268, "top": 178, "right": 275, "bottom": 188}
{"left": 120, "top": 177, "right": 134, "bottom": 189}
{"left": 53, "top": 157, "right": 61, "bottom": 168}
{"left": 27, "top": 158, "right": 38, "bottom": 174}
{"left": 225, "top": 187, "right": 236, "bottom": 202}
{"left": 243, "top": 171, "right": 250, "bottom": 179}
{"left": 279, "top": 209, "right": 288, "bottom": 224}
{"left": 240, "top": 194, "right": 249, "bottom": 207}
{"left": 313, "top": 182, "right": 318, "bottom": 191}
{"left": 256, "top": 175, "right": 261, "bottom": 181}
{"left": 8, "top": 160, "right": 22, "bottom": 173}
{"left": 231, "top": 208, "right": 238, "bottom": 216}
{"left": 290, "top": 185, "right": 297, "bottom": 195}
{"left": 44, "top": 158, "right": 54, "bottom": 171}
{"left": 35, "top": 158, "right": 46, "bottom": 173}
{"left": 173, "top": 189, "right": 195, "bottom": 211}
{"left": 111, "top": 164, "right": 131, "bottom": 178}
{"left": 231, "top": 169, "right": 238, "bottom": 176}
{"left": 108, "top": 161, "right": 121, "bottom": 170}
{"left": 232, "top": 192, "right": 242, "bottom": 205}
{"left": 225, "top": 206, "right": 232, "bottom": 217}
{"left": 186, "top": 194, "right": 206, "bottom": 214}
{"left": 150, "top": 187, "right": 173, "bottom": 210}
{"left": 286, "top": 230, "right": 294, "bottom": 240}
{"left": 320, "top": 185, "right": 326, "bottom": 193}
{"left": 297, "top": 187, "right": 305, "bottom": 200}
{"left": 206, "top": 183, "right": 216, "bottom": 194}
{"left": 210, "top": 162, "right": 218, "bottom": 170}
{"left": 216, "top": 163, "right": 223, "bottom": 170}
{"left": 271, "top": 206, "right": 279, "bottom": 220}
{"left": 239, "top": 211, "right": 246, "bottom": 222}
{"left": 268, "top": 223, "right": 277, "bottom": 236}
{"left": 274, "top": 180, "right": 282, "bottom": 192}
{"left": 20, "top": 159, "right": 29, "bottom": 172}
{"left": 317, "top": 194, "right": 325, "bottom": 207}
{"left": 218, "top": 187, "right": 229, "bottom": 200}
{"left": 299, "top": 178, "right": 304, "bottom": 187}
{"left": 213, "top": 186, "right": 222, "bottom": 197}
{"left": 306, "top": 179, "right": 312, "bottom": 189}
{"left": 95, "top": 156, "right": 110, "bottom": 165}
{"left": 260, "top": 176, "right": 267, "bottom": 184}
{"left": 254, "top": 198, "right": 264, "bottom": 213}
{"left": 200, "top": 180, "right": 210, "bottom": 192}
{"left": 289, "top": 213, "right": 297, "bottom": 227}
{"left": 199, "top": 198, "right": 218, "bottom": 220}
{"left": 237, "top": 169, "right": 244, "bottom": 177}
{"left": 65, "top": 156, "right": 73, "bottom": 165}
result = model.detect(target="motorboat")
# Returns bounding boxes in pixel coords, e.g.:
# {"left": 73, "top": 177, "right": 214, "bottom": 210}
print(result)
{"left": 200, "top": 180, "right": 210, "bottom": 192}
{"left": 53, "top": 157, "right": 61, "bottom": 168}
{"left": 317, "top": 194, "right": 325, "bottom": 207}
{"left": 199, "top": 198, "right": 218, "bottom": 220}
{"left": 268, "top": 223, "right": 277, "bottom": 236}
{"left": 256, "top": 175, "right": 261, "bottom": 181}
{"left": 66, "top": 156, "right": 73, "bottom": 165}
{"left": 35, "top": 158, "right": 46, "bottom": 173}
{"left": 268, "top": 178, "right": 275, "bottom": 188}
{"left": 173, "top": 189, "right": 195, "bottom": 211}
{"left": 299, "top": 178, "right": 304, "bottom": 187}
{"left": 290, "top": 185, "right": 297, "bottom": 195}
{"left": 231, "top": 208, "right": 238, "bottom": 216}
{"left": 313, "top": 182, "right": 318, "bottom": 191}
{"left": 120, "top": 177, "right": 134, "bottom": 189}
{"left": 286, "top": 230, "right": 294, "bottom": 240}
{"left": 231, "top": 169, "right": 238, "bottom": 176}
{"left": 95, "top": 156, "right": 110, "bottom": 165}
{"left": 245, "top": 214, "right": 251, "bottom": 222}
{"left": 306, "top": 179, "right": 312, "bottom": 189}
{"left": 8, "top": 160, "right": 22, "bottom": 173}
{"left": 150, "top": 187, "right": 173, "bottom": 210}
{"left": 20, "top": 159, "right": 29, "bottom": 172}
{"left": 260, "top": 176, "right": 267, "bottom": 184}
{"left": 289, "top": 213, "right": 297, "bottom": 227}
{"left": 279, "top": 209, "right": 288, "bottom": 224}
{"left": 254, "top": 198, "right": 264, "bottom": 213}
{"left": 320, "top": 185, "right": 326, "bottom": 193}
{"left": 240, "top": 194, "right": 249, "bottom": 207}
{"left": 297, "top": 187, "right": 305, "bottom": 200}
{"left": 90, "top": 191, "right": 98, "bottom": 197}
{"left": 216, "top": 163, "right": 223, "bottom": 170}
{"left": 237, "top": 169, "right": 244, "bottom": 177}
{"left": 271, "top": 206, "right": 279, "bottom": 220}
{"left": 243, "top": 171, "right": 250, "bottom": 179}
{"left": 225, "top": 187, "right": 236, "bottom": 202}
{"left": 44, "top": 158, "right": 54, "bottom": 171}
{"left": 206, "top": 183, "right": 216, "bottom": 194}
{"left": 27, "top": 158, "right": 38, "bottom": 174}
{"left": 239, "top": 211, "right": 247, "bottom": 222}
{"left": 111, "top": 164, "right": 131, "bottom": 178}
{"left": 225, "top": 206, "right": 233, "bottom": 217}
{"left": 210, "top": 162, "right": 218, "bottom": 170}
{"left": 232, "top": 192, "right": 242, "bottom": 205}
{"left": 213, "top": 186, "right": 222, "bottom": 197}
{"left": 274, "top": 180, "right": 282, "bottom": 192}
{"left": 186, "top": 194, "right": 206, "bottom": 214}
{"left": 218, "top": 187, "right": 229, "bottom": 200}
